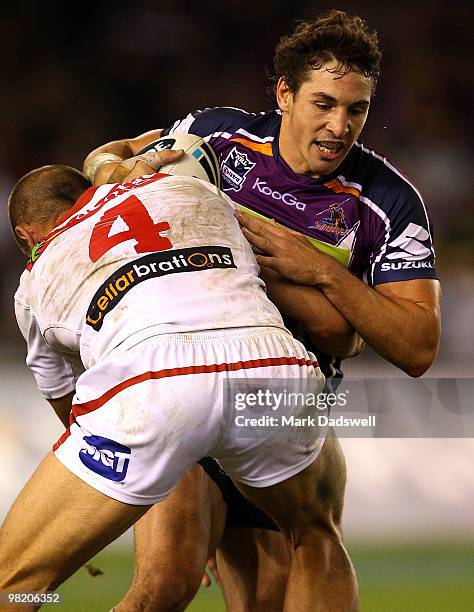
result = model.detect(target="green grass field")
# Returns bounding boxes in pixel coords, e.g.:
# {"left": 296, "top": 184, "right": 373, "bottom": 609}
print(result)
{"left": 42, "top": 541, "right": 473, "bottom": 611}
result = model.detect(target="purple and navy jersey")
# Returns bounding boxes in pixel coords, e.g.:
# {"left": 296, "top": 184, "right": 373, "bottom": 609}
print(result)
{"left": 162, "top": 107, "right": 437, "bottom": 377}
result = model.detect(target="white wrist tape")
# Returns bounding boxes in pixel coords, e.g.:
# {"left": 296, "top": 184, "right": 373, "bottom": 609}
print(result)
{"left": 135, "top": 151, "right": 165, "bottom": 171}
{"left": 83, "top": 152, "right": 122, "bottom": 182}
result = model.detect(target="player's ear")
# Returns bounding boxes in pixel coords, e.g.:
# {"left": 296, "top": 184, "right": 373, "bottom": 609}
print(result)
{"left": 15, "top": 225, "right": 40, "bottom": 250}
{"left": 276, "top": 78, "right": 293, "bottom": 112}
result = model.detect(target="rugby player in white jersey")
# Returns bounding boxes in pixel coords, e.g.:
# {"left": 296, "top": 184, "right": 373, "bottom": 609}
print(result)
{"left": 0, "top": 149, "right": 352, "bottom": 611}
{"left": 81, "top": 9, "right": 441, "bottom": 612}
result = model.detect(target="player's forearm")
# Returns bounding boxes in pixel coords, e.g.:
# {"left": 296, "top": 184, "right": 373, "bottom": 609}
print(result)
{"left": 309, "top": 325, "right": 364, "bottom": 359}
{"left": 236, "top": 211, "right": 441, "bottom": 375}
{"left": 263, "top": 274, "right": 363, "bottom": 358}
{"left": 47, "top": 391, "right": 74, "bottom": 429}
{"left": 317, "top": 265, "right": 440, "bottom": 376}
{"left": 83, "top": 140, "right": 135, "bottom": 185}
{"left": 82, "top": 130, "right": 163, "bottom": 185}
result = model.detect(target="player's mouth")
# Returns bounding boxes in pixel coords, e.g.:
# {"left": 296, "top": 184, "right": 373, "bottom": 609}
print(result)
{"left": 314, "top": 140, "right": 345, "bottom": 161}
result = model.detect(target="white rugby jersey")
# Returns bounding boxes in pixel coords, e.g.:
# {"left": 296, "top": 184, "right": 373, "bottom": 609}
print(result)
{"left": 15, "top": 174, "right": 285, "bottom": 397}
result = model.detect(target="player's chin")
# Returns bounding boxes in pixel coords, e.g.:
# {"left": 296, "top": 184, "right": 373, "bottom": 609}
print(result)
{"left": 311, "top": 149, "right": 346, "bottom": 174}
{"left": 309, "top": 157, "right": 340, "bottom": 177}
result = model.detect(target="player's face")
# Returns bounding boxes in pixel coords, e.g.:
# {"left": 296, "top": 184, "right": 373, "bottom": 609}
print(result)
{"left": 277, "top": 61, "right": 372, "bottom": 178}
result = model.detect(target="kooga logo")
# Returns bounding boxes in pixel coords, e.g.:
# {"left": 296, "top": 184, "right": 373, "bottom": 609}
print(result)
{"left": 252, "top": 178, "right": 307, "bottom": 211}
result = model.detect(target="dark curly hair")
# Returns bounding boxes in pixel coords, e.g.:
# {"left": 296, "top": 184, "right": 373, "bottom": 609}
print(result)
{"left": 270, "top": 10, "right": 382, "bottom": 100}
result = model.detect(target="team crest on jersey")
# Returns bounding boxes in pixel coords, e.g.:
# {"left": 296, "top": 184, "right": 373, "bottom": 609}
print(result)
{"left": 221, "top": 147, "right": 255, "bottom": 192}
{"left": 309, "top": 202, "right": 349, "bottom": 236}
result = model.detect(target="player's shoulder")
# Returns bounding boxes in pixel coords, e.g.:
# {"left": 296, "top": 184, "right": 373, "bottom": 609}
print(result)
{"left": 199, "top": 106, "right": 262, "bottom": 122}
{"left": 14, "top": 269, "right": 32, "bottom": 309}
{"left": 159, "top": 174, "right": 223, "bottom": 196}
{"left": 164, "top": 107, "right": 277, "bottom": 139}
{"left": 344, "top": 141, "right": 426, "bottom": 217}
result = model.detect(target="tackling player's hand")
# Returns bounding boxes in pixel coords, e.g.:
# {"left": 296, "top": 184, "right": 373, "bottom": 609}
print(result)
{"left": 96, "top": 149, "right": 185, "bottom": 185}
{"left": 235, "top": 210, "right": 341, "bottom": 287}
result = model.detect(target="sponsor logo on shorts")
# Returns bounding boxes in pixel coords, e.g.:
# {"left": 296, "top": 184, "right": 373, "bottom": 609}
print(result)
{"left": 79, "top": 435, "right": 131, "bottom": 481}
{"left": 252, "top": 178, "right": 307, "bottom": 211}
{"left": 381, "top": 260, "right": 434, "bottom": 271}
{"left": 86, "top": 246, "right": 236, "bottom": 330}
{"left": 221, "top": 147, "right": 255, "bottom": 192}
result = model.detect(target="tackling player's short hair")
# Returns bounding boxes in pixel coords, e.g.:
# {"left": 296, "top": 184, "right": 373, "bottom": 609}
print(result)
{"left": 270, "top": 9, "right": 382, "bottom": 97}
{"left": 8, "top": 165, "right": 91, "bottom": 255}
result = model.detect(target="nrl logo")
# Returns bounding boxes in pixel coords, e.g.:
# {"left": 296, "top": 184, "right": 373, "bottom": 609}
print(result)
{"left": 221, "top": 147, "right": 256, "bottom": 192}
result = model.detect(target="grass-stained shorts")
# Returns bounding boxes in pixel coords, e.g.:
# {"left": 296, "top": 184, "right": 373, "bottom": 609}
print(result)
{"left": 54, "top": 327, "right": 325, "bottom": 504}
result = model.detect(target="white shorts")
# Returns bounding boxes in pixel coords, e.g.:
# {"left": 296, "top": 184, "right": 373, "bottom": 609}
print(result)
{"left": 53, "top": 327, "right": 326, "bottom": 505}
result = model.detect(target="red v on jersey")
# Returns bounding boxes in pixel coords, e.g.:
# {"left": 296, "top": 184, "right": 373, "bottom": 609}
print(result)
{"left": 27, "top": 173, "right": 168, "bottom": 270}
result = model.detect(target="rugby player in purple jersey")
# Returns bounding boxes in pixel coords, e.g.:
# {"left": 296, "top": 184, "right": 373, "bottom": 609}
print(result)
{"left": 79, "top": 9, "right": 441, "bottom": 612}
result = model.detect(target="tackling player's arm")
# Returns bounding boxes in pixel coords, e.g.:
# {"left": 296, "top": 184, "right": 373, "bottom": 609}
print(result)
{"left": 237, "top": 211, "right": 441, "bottom": 377}
{"left": 48, "top": 392, "right": 74, "bottom": 429}
{"left": 83, "top": 129, "right": 183, "bottom": 185}
{"left": 15, "top": 301, "right": 82, "bottom": 426}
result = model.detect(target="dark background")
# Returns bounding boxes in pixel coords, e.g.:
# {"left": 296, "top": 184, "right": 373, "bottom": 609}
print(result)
{"left": 1, "top": 0, "right": 473, "bottom": 370}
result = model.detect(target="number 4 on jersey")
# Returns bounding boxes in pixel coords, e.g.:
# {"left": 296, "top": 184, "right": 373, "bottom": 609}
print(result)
{"left": 89, "top": 195, "right": 172, "bottom": 262}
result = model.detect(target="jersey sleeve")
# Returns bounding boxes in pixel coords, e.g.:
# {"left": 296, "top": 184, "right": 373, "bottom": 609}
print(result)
{"left": 368, "top": 181, "right": 438, "bottom": 286}
{"left": 15, "top": 299, "right": 82, "bottom": 399}
{"left": 161, "top": 107, "right": 258, "bottom": 140}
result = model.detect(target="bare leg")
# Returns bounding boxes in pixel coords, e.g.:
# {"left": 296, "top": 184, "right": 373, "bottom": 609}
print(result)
{"left": 116, "top": 464, "right": 226, "bottom": 612}
{"left": 234, "top": 436, "right": 359, "bottom": 612}
{"left": 0, "top": 452, "right": 149, "bottom": 612}
{"left": 217, "top": 527, "right": 290, "bottom": 611}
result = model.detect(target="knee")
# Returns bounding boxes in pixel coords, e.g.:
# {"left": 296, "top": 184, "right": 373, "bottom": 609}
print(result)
{"left": 290, "top": 513, "right": 342, "bottom": 551}
{"left": 291, "top": 521, "right": 356, "bottom": 581}
{"left": 119, "top": 567, "right": 202, "bottom": 612}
